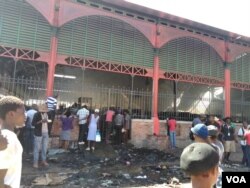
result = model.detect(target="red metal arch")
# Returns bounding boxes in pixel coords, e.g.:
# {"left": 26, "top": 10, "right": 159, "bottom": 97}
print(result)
{"left": 26, "top": 0, "right": 155, "bottom": 46}
{"left": 58, "top": 0, "right": 155, "bottom": 46}
{"left": 157, "top": 25, "right": 225, "bottom": 61}
{"left": 227, "top": 43, "right": 250, "bottom": 63}
{"left": 25, "top": 0, "right": 54, "bottom": 25}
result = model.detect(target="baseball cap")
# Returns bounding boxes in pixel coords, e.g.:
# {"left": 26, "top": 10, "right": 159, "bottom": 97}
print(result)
{"left": 180, "top": 143, "right": 219, "bottom": 175}
{"left": 191, "top": 123, "right": 208, "bottom": 139}
{"left": 207, "top": 125, "right": 218, "bottom": 136}
{"left": 94, "top": 109, "right": 99, "bottom": 113}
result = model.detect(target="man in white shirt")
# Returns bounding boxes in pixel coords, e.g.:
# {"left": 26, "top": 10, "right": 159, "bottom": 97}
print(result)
{"left": 0, "top": 96, "right": 25, "bottom": 188}
{"left": 77, "top": 104, "right": 89, "bottom": 145}
{"left": 238, "top": 121, "right": 248, "bottom": 166}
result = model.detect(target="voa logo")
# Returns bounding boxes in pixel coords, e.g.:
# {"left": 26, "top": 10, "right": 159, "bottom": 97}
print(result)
{"left": 226, "top": 176, "right": 246, "bottom": 184}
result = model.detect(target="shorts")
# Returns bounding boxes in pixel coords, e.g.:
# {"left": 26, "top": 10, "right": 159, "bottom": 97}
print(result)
{"left": 224, "top": 141, "right": 236, "bottom": 152}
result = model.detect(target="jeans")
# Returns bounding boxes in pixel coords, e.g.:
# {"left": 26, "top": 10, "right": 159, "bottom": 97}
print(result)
{"left": 34, "top": 132, "right": 49, "bottom": 163}
{"left": 169, "top": 131, "right": 176, "bottom": 148}
{"left": 241, "top": 145, "right": 248, "bottom": 165}
{"left": 78, "top": 123, "right": 88, "bottom": 142}
{"left": 246, "top": 145, "right": 250, "bottom": 168}
{"left": 23, "top": 128, "right": 34, "bottom": 153}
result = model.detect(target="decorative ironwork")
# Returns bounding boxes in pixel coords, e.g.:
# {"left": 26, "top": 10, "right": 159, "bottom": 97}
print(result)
{"left": 0, "top": 45, "right": 40, "bottom": 61}
{"left": 65, "top": 56, "right": 148, "bottom": 76}
{"left": 231, "top": 82, "right": 250, "bottom": 90}
{"left": 164, "top": 71, "right": 224, "bottom": 86}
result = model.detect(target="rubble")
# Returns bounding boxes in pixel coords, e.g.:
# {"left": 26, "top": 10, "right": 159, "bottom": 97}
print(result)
{"left": 21, "top": 142, "right": 248, "bottom": 187}
{"left": 32, "top": 173, "right": 68, "bottom": 186}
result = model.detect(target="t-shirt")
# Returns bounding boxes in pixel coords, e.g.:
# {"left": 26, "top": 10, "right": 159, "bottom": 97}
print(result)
{"left": 221, "top": 124, "right": 235, "bottom": 141}
{"left": 168, "top": 119, "right": 177, "bottom": 132}
{"left": 124, "top": 114, "right": 131, "bottom": 130}
{"left": 238, "top": 128, "right": 247, "bottom": 146}
{"left": 77, "top": 108, "right": 89, "bottom": 124}
{"left": 244, "top": 131, "right": 250, "bottom": 145}
{"left": 46, "top": 96, "right": 57, "bottom": 111}
{"left": 60, "top": 116, "right": 74, "bottom": 131}
{"left": 211, "top": 140, "right": 224, "bottom": 162}
{"left": 26, "top": 109, "right": 37, "bottom": 128}
{"left": 0, "top": 129, "right": 23, "bottom": 188}
{"left": 114, "top": 114, "right": 124, "bottom": 126}
{"left": 106, "top": 110, "right": 114, "bottom": 122}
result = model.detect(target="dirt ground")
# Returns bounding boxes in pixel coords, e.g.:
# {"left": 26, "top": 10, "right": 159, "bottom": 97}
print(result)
{"left": 21, "top": 143, "right": 249, "bottom": 188}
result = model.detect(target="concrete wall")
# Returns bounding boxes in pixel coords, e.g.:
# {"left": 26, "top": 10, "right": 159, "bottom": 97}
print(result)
{"left": 130, "top": 119, "right": 243, "bottom": 162}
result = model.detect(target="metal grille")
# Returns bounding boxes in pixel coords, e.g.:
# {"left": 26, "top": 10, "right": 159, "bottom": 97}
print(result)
{"left": 158, "top": 81, "right": 224, "bottom": 120}
{"left": 231, "top": 53, "right": 250, "bottom": 82}
{"left": 159, "top": 37, "right": 224, "bottom": 79}
{"left": 0, "top": 0, "right": 51, "bottom": 51}
{"left": 2, "top": 75, "right": 250, "bottom": 121}
{"left": 231, "top": 88, "right": 250, "bottom": 121}
{"left": 58, "top": 16, "right": 154, "bottom": 68}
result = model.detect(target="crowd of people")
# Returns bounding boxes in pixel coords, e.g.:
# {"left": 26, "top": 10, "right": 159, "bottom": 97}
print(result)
{"left": 174, "top": 114, "right": 250, "bottom": 188}
{"left": 1, "top": 95, "right": 250, "bottom": 188}
{"left": 166, "top": 114, "right": 250, "bottom": 169}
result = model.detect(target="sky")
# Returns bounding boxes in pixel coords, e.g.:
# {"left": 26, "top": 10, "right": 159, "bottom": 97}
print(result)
{"left": 125, "top": 0, "right": 250, "bottom": 37}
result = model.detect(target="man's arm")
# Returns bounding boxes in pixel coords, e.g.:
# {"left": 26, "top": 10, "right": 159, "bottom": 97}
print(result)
{"left": 0, "top": 131, "right": 8, "bottom": 151}
{"left": 0, "top": 169, "right": 11, "bottom": 188}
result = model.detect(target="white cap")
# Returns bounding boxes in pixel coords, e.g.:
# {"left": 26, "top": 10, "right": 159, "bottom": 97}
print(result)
{"left": 94, "top": 109, "right": 99, "bottom": 113}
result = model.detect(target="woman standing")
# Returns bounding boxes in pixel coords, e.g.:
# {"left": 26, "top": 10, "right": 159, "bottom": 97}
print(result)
{"left": 86, "top": 109, "right": 100, "bottom": 151}
{"left": 32, "top": 104, "right": 52, "bottom": 168}
{"left": 60, "top": 109, "right": 74, "bottom": 150}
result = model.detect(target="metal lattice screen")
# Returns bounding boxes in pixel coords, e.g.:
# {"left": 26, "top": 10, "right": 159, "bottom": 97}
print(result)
{"left": 231, "top": 88, "right": 250, "bottom": 121}
{"left": 159, "top": 37, "right": 224, "bottom": 79}
{"left": 0, "top": 0, "right": 51, "bottom": 51}
{"left": 231, "top": 53, "right": 250, "bottom": 83}
{"left": 58, "top": 15, "right": 154, "bottom": 68}
{"left": 158, "top": 80, "right": 224, "bottom": 120}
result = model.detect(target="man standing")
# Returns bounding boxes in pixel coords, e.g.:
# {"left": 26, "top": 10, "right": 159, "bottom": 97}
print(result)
{"left": 244, "top": 125, "right": 250, "bottom": 170}
{"left": 221, "top": 117, "right": 237, "bottom": 163}
{"left": 238, "top": 121, "right": 248, "bottom": 166}
{"left": 77, "top": 104, "right": 89, "bottom": 145}
{"left": 167, "top": 117, "right": 177, "bottom": 149}
{"left": 24, "top": 104, "right": 38, "bottom": 154}
{"left": 114, "top": 110, "right": 124, "bottom": 145}
{"left": 122, "top": 110, "right": 131, "bottom": 144}
{"left": 32, "top": 104, "right": 52, "bottom": 168}
{"left": 0, "top": 96, "right": 25, "bottom": 188}
{"left": 46, "top": 94, "right": 58, "bottom": 125}
{"left": 105, "top": 107, "right": 115, "bottom": 144}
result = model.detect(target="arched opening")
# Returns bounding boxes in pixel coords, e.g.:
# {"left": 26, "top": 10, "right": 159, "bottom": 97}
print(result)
{"left": 58, "top": 15, "right": 154, "bottom": 68}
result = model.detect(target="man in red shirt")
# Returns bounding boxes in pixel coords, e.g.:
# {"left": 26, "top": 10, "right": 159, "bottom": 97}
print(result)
{"left": 105, "top": 107, "right": 115, "bottom": 144}
{"left": 244, "top": 125, "right": 250, "bottom": 169}
{"left": 167, "top": 117, "right": 177, "bottom": 149}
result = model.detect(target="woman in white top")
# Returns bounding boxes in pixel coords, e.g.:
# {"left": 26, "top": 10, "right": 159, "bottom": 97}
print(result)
{"left": 86, "top": 109, "right": 100, "bottom": 151}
